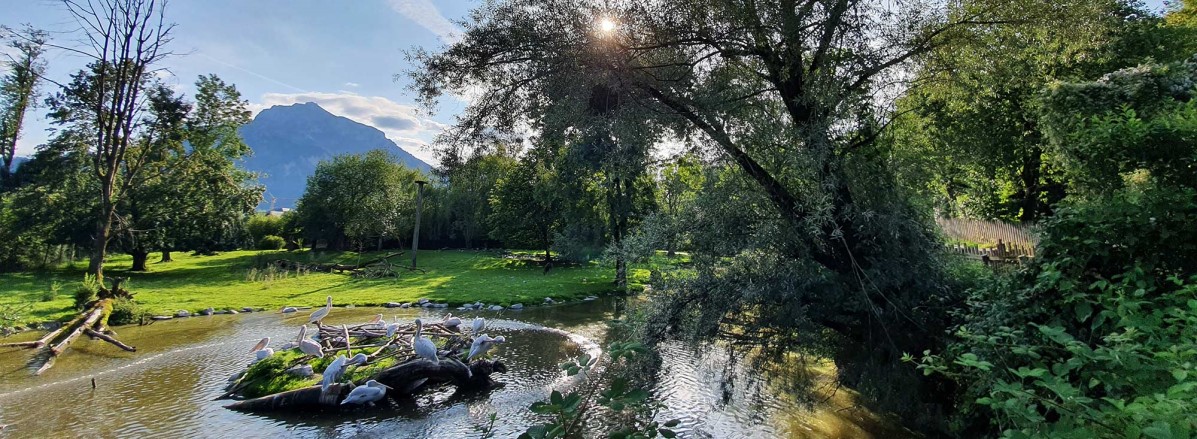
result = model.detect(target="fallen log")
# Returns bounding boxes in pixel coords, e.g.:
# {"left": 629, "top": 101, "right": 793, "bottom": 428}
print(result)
{"left": 49, "top": 300, "right": 109, "bottom": 356}
{"left": 84, "top": 328, "right": 136, "bottom": 352}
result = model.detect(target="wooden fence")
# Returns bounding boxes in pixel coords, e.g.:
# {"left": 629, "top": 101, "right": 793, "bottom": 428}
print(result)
{"left": 936, "top": 217, "right": 1038, "bottom": 261}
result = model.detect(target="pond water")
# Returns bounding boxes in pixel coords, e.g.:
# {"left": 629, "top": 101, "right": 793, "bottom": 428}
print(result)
{"left": 0, "top": 299, "right": 908, "bottom": 438}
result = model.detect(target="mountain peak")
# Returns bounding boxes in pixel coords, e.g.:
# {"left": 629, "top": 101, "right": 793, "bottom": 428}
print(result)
{"left": 239, "top": 102, "right": 432, "bottom": 208}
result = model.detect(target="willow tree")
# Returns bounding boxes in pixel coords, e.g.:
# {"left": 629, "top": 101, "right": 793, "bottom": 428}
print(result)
{"left": 411, "top": 0, "right": 999, "bottom": 342}
{"left": 57, "top": 0, "right": 175, "bottom": 283}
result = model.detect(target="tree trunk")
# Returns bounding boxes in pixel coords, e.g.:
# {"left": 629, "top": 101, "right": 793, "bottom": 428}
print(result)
{"left": 1017, "top": 145, "right": 1043, "bottom": 223}
{"left": 130, "top": 248, "right": 149, "bottom": 272}
{"left": 160, "top": 250, "right": 172, "bottom": 262}
{"left": 87, "top": 203, "right": 115, "bottom": 283}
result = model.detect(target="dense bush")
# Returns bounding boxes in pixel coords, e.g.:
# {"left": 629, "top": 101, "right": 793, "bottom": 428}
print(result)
{"left": 257, "top": 235, "right": 285, "bottom": 250}
{"left": 246, "top": 215, "right": 286, "bottom": 245}
{"left": 107, "top": 298, "right": 151, "bottom": 326}
{"left": 915, "top": 188, "right": 1197, "bottom": 437}
{"left": 73, "top": 275, "right": 99, "bottom": 310}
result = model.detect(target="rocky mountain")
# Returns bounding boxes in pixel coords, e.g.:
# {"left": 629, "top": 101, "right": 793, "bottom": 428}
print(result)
{"left": 238, "top": 102, "right": 432, "bottom": 208}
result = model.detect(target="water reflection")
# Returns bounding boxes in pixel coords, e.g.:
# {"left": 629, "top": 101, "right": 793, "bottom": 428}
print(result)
{"left": 0, "top": 299, "right": 906, "bottom": 438}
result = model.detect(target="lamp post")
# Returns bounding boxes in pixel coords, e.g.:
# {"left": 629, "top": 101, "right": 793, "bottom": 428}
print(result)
{"left": 411, "top": 180, "right": 428, "bottom": 269}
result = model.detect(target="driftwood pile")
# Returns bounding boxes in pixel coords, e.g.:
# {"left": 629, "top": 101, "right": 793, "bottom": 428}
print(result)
{"left": 0, "top": 277, "right": 137, "bottom": 375}
{"left": 223, "top": 319, "right": 506, "bottom": 412}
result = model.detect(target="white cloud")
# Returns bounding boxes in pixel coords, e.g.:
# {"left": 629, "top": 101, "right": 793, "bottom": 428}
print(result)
{"left": 344, "top": 82, "right": 360, "bottom": 88}
{"left": 387, "top": 0, "right": 462, "bottom": 44}
{"left": 251, "top": 91, "right": 446, "bottom": 163}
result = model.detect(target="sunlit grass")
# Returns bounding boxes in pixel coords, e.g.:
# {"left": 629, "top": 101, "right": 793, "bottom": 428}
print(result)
{"left": 0, "top": 249, "right": 653, "bottom": 325}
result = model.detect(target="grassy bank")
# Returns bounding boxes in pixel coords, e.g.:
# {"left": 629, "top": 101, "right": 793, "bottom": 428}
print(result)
{"left": 0, "top": 249, "right": 654, "bottom": 326}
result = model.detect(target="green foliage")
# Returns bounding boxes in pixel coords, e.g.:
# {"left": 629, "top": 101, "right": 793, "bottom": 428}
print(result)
{"left": 239, "top": 350, "right": 317, "bottom": 398}
{"left": 107, "top": 297, "right": 150, "bottom": 326}
{"left": 488, "top": 143, "right": 562, "bottom": 258}
{"left": 257, "top": 235, "right": 285, "bottom": 251}
{"left": 246, "top": 215, "right": 286, "bottom": 246}
{"left": 519, "top": 341, "right": 678, "bottom": 439}
{"left": 73, "top": 274, "right": 99, "bottom": 310}
{"left": 1041, "top": 59, "right": 1197, "bottom": 196}
{"left": 915, "top": 188, "right": 1197, "bottom": 437}
{"left": 295, "top": 150, "right": 423, "bottom": 249}
{"left": 39, "top": 280, "right": 60, "bottom": 302}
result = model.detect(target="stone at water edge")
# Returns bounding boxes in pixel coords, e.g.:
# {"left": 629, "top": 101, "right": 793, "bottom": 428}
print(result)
{"left": 175, "top": 310, "right": 191, "bottom": 318}
{"left": 544, "top": 297, "right": 555, "bottom": 304}
{"left": 227, "top": 309, "right": 239, "bottom": 314}
{"left": 434, "top": 303, "right": 449, "bottom": 308}
{"left": 510, "top": 303, "right": 524, "bottom": 310}
{"left": 242, "top": 307, "right": 255, "bottom": 313}
{"left": 400, "top": 303, "right": 412, "bottom": 309}
{"left": 489, "top": 305, "right": 504, "bottom": 311}
{"left": 281, "top": 307, "right": 298, "bottom": 313}
{"left": 583, "top": 296, "right": 598, "bottom": 301}
{"left": 152, "top": 315, "right": 172, "bottom": 321}
{"left": 417, "top": 298, "right": 429, "bottom": 304}
{"left": 201, "top": 307, "right": 215, "bottom": 316}
{"left": 384, "top": 302, "right": 402, "bottom": 308}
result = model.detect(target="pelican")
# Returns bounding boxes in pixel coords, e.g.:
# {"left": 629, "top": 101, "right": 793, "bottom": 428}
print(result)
{"left": 309, "top": 296, "right": 333, "bottom": 324}
{"left": 297, "top": 325, "right": 324, "bottom": 357}
{"left": 369, "top": 314, "right": 384, "bottom": 324}
{"left": 467, "top": 334, "right": 506, "bottom": 361}
{"left": 385, "top": 316, "right": 401, "bottom": 338}
{"left": 472, "top": 317, "right": 485, "bottom": 333}
{"left": 341, "top": 380, "right": 390, "bottom": 406}
{"left": 321, "top": 355, "right": 348, "bottom": 392}
{"left": 255, "top": 348, "right": 274, "bottom": 361}
{"left": 347, "top": 353, "right": 368, "bottom": 366}
{"left": 442, "top": 313, "right": 462, "bottom": 329}
{"left": 411, "top": 318, "right": 438, "bottom": 363}
{"left": 249, "top": 337, "right": 270, "bottom": 353}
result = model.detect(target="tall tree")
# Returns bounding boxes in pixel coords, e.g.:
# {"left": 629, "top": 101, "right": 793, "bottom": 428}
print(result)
{"left": 54, "top": 0, "right": 174, "bottom": 282}
{"left": 0, "top": 26, "right": 47, "bottom": 190}
{"left": 891, "top": 0, "right": 1178, "bottom": 222}
{"left": 488, "top": 142, "right": 563, "bottom": 264}
{"left": 295, "top": 150, "right": 422, "bottom": 250}
{"left": 410, "top": 0, "right": 979, "bottom": 339}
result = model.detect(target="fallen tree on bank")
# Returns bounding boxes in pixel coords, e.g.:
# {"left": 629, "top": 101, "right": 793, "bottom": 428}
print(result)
{"left": 0, "top": 277, "right": 138, "bottom": 375}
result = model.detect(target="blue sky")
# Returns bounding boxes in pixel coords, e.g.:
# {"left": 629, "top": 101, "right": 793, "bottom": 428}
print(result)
{"left": 5, "top": 0, "right": 479, "bottom": 163}
{"left": 2, "top": 0, "right": 1175, "bottom": 163}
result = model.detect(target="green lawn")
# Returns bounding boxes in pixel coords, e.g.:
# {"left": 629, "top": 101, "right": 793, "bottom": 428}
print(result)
{"left": 0, "top": 249, "right": 652, "bottom": 326}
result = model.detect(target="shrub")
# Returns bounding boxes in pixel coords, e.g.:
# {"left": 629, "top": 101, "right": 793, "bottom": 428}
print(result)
{"left": 246, "top": 214, "right": 286, "bottom": 244}
{"left": 914, "top": 188, "right": 1197, "bottom": 437}
{"left": 39, "top": 280, "right": 61, "bottom": 302}
{"left": 257, "top": 235, "right": 285, "bottom": 250}
{"left": 73, "top": 275, "right": 100, "bottom": 310}
{"left": 107, "top": 298, "right": 151, "bottom": 326}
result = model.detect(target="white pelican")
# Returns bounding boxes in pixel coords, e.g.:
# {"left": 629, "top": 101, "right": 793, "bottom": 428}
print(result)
{"left": 297, "top": 325, "right": 324, "bottom": 357}
{"left": 385, "top": 316, "right": 401, "bottom": 339}
{"left": 321, "top": 355, "right": 348, "bottom": 392}
{"left": 341, "top": 380, "right": 390, "bottom": 405}
{"left": 347, "top": 353, "right": 368, "bottom": 366}
{"left": 411, "top": 318, "right": 438, "bottom": 363}
{"left": 467, "top": 334, "right": 506, "bottom": 361}
{"left": 254, "top": 348, "right": 274, "bottom": 362}
{"left": 249, "top": 337, "right": 270, "bottom": 353}
{"left": 309, "top": 296, "right": 333, "bottom": 324}
{"left": 442, "top": 314, "right": 462, "bottom": 329}
{"left": 472, "top": 317, "right": 485, "bottom": 333}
